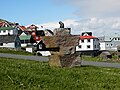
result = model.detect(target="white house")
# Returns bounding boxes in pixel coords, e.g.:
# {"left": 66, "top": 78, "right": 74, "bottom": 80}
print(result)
{"left": 76, "top": 32, "right": 100, "bottom": 56}
{"left": 0, "top": 27, "right": 18, "bottom": 35}
{"left": 0, "top": 35, "right": 21, "bottom": 48}
{"left": 98, "top": 34, "right": 120, "bottom": 51}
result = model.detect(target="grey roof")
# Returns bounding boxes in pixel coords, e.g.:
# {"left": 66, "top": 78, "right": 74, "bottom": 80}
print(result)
{"left": 98, "top": 36, "right": 105, "bottom": 42}
{"left": 0, "top": 35, "right": 17, "bottom": 43}
{"left": 98, "top": 33, "right": 120, "bottom": 42}
{"left": 104, "top": 34, "right": 120, "bottom": 41}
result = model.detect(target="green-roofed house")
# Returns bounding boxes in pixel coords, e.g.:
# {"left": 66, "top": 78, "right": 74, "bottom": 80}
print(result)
{"left": 19, "top": 32, "right": 36, "bottom": 47}
{"left": 0, "top": 27, "right": 18, "bottom": 35}
{"left": 19, "top": 35, "right": 31, "bottom": 47}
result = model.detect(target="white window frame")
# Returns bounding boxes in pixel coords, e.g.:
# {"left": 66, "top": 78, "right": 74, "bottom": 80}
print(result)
{"left": 39, "top": 44, "right": 42, "bottom": 49}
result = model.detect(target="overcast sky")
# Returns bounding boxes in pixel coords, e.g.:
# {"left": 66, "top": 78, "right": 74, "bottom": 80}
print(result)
{"left": 1, "top": 0, "right": 120, "bottom": 36}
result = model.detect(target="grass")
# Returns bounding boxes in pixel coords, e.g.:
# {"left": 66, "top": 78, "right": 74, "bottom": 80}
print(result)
{"left": 1, "top": 58, "right": 120, "bottom": 89}
{"left": 0, "top": 48, "right": 33, "bottom": 55}
{"left": 82, "top": 54, "right": 120, "bottom": 63}
{"left": 82, "top": 55, "right": 104, "bottom": 62}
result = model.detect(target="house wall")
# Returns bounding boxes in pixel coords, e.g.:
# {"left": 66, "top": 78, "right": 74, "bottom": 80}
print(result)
{"left": 0, "top": 43, "right": 15, "bottom": 48}
{"left": 21, "top": 44, "right": 27, "bottom": 47}
{"left": 101, "top": 36, "right": 120, "bottom": 51}
{"left": 13, "top": 28, "right": 18, "bottom": 35}
{"left": 20, "top": 40, "right": 31, "bottom": 47}
{"left": 100, "top": 42, "right": 106, "bottom": 50}
{"left": 0, "top": 28, "right": 18, "bottom": 35}
{"left": 105, "top": 40, "right": 120, "bottom": 51}
{"left": 76, "top": 38, "right": 100, "bottom": 51}
{"left": 0, "top": 30, "right": 14, "bottom": 35}
{"left": 93, "top": 38, "right": 100, "bottom": 50}
{"left": 26, "top": 47, "right": 33, "bottom": 53}
{"left": 15, "top": 37, "right": 21, "bottom": 48}
{"left": 37, "top": 51, "right": 51, "bottom": 56}
{"left": 76, "top": 39, "right": 94, "bottom": 51}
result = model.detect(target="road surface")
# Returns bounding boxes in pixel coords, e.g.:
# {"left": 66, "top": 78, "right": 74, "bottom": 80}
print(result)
{"left": 0, "top": 53, "right": 49, "bottom": 62}
{"left": 81, "top": 61, "right": 120, "bottom": 68}
{"left": 1, "top": 53, "right": 120, "bottom": 68}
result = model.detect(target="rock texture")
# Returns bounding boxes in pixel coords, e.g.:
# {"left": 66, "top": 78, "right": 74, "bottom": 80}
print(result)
{"left": 117, "top": 45, "right": 120, "bottom": 58}
{"left": 100, "top": 51, "right": 112, "bottom": 60}
{"left": 60, "top": 53, "right": 81, "bottom": 67}
{"left": 53, "top": 28, "right": 71, "bottom": 36}
{"left": 42, "top": 28, "right": 81, "bottom": 67}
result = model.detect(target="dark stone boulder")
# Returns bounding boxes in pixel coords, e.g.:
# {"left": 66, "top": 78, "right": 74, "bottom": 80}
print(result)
{"left": 100, "top": 51, "right": 112, "bottom": 60}
{"left": 53, "top": 28, "right": 71, "bottom": 36}
{"left": 42, "top": 28, "right": 81, "bottom": 67}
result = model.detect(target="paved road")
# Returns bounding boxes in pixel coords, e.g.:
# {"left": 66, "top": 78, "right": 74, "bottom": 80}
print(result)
{"left": 1, "top": 53, "right": 120, "bottom": 68}
{"left": 0, "top": 53, "right": 49, "bottom": 62}
{"left": 81, "top": 61, "right": 120, "bottom": 68}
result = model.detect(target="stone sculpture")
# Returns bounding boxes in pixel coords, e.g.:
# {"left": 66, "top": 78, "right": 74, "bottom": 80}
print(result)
{"left": 59, "top": 21, "right": 64, "bottom": 28}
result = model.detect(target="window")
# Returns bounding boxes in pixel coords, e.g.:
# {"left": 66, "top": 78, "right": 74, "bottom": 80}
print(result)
{"left": 87, "top": 39, "right": 90, "bottom": 42}
{"left": 97, "top": 45, "right": 99, "bottom": 48}
{"left": 118, "top": 38, "right": 120, "bottom": 40}
{"left": 81, "top": 40, "right": 84, "bottom": 43}
{"left": 87, "top": 45, "right": 90, "bottom": 49}
{"left": 36, "top": 31, "right": 45, "bottom": 36}
{"left": 0, "top": 43, "right": 3, "bottom": 46}
{"left": 115, "top": 38, "right": 117, "bottom": 40}
{"left": 95, "top": 45, "right": 96, "bottom": 48}
{"left": 106, "top": 44, "right": 109, "bottom": 47}
{"left": 20, "top": 40, "right": 24, "bottom": 43}
{"left": 111, "top": 44, "right": 113, "bottom": 47}
{"left": 25, "top": 40, "right": 29, "bottom": 43}
{"left": 39, "top": 44, "right": 43, "bottom": 49}
{"left": 78, "top": 45, "right": 82, "bottom": 48}
{"left": 3, "top": 30, "right": 6, "bottom": 33}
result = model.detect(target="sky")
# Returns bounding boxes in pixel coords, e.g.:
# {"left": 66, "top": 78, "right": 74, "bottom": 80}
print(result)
{"left": 0, "top": 0, "right": 75, "bottom": 25}
{"left": 1, "top": 0, "right": 120, "bottom": 36}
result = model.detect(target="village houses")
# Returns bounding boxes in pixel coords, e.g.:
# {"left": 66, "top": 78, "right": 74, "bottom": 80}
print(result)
{"left": 1, "top": 19, "right": 120, "bottom": 56}
{"left": 98, "top": 33, "right": 120, "bottom": 51}
{"left": 76, "top": 32, "right": 100, "bottom": 56}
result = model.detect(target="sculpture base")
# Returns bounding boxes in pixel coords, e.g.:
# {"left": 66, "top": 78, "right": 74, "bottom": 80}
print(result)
{"left": 53, "top": 28, "right": 71, "bottom": 36}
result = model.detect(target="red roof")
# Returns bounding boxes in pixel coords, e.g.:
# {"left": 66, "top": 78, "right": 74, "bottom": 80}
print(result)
{"left": 80, "top": 35, "right": 96, "bottom": 39}
{"left": 0, "top": 23, "right": 3, "bottom": 27}
{"left": 19, "top": 26, "right": 27, "bottom": 31}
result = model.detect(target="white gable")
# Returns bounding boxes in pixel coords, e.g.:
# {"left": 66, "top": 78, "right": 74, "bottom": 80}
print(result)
{"left": 20, "top": 32, "right": 27, "bottom": 36}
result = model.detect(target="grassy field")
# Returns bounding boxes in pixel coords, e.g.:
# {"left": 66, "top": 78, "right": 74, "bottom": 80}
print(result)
{"left": 82, "top": 55, "right": 120, "bottom": 63}
{"left": 1, "top": 57, "right": 120, "bottom": 90}
{"left": 0, "top": 48, "right": 33, "bottom": 55}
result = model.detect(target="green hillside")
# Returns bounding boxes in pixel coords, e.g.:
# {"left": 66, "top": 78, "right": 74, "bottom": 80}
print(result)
{"left": 0, "top": 19, "right": 7, "bottom": 22}
{"left": 0, "top": 18, "right": 12, "bottom": 24}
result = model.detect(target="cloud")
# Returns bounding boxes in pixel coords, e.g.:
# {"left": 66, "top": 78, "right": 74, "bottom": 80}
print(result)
{"left": 47, "top": 0, "right": 120, "bottom": 37}
{"left": 37, "top": 18, "right": 120, "bottom": 37}
{"left": 72, "top": 17, "right": 120, "bottom": 36}
{"left": 36, "top": 19, "right": 79, "bottom": 30}
{"left": 54, "top": 0, "right": 120, "bottom": 17}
